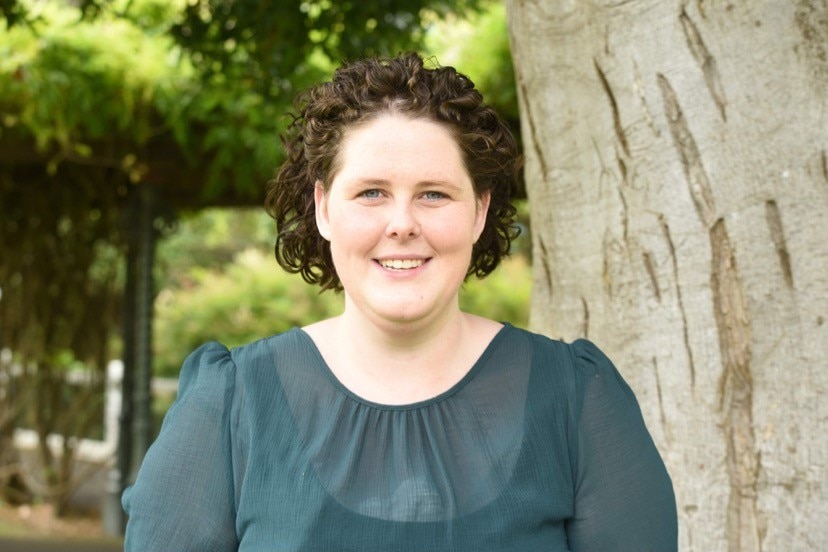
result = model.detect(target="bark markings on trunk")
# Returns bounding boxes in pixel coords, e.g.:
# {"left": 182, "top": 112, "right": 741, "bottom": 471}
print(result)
{"left": 658, "top": 215, "right": 697, "bottom": 389}
{"left": 763, "top": 200, "right": 794, "bottom": 289}
{"left": 661, "top": 56, "right": 763, "bottom": 552}
{"left": 680, "top": 9, "right": 728, "bottom": 121}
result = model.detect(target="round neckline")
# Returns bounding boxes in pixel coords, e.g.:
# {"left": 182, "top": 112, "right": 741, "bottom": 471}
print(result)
{"left": 294, "top": 323, "right": 513, "bottom": 411}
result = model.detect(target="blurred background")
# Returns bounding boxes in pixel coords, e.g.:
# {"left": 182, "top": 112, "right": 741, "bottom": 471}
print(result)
{"left": 4, "top": 1, "right": 826, "bottom": 550}
{"left": 0, "top": 0, "right": 529, "bottom": 545}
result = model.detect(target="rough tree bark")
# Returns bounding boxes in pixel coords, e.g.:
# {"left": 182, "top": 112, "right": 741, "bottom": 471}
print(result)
{"left": 506, "top": 1, "right": 827, "bottom": 551}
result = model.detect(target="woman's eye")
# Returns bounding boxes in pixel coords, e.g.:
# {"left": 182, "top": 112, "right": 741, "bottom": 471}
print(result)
{"left": 360, "top": 189, "right": 381, "bottom": 199}
{"left": 424, "top": 191, "right": 446, "bottom": 201}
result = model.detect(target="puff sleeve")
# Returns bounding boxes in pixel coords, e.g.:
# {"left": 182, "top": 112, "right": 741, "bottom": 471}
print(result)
{"left": 565, "top": 340, "right": 677, "bottom": 552}
{"left": 122, "top": 342, "right": 239, "bottom": 551}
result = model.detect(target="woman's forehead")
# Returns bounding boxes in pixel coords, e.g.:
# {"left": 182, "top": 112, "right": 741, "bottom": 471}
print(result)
{"left": 329, "top": 115, "right": 469, "bottom": 185}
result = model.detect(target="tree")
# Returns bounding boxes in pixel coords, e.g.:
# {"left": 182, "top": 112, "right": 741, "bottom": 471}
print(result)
{"left": 506, "top": 1, "right": 827, "bottom": 550}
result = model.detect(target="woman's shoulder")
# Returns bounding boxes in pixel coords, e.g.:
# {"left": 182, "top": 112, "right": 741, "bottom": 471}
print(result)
{"left": 175, "top": 341, "right": 235, "bottom": 392}
{"left": 227, "top": 327, "right": 305, "bottom": 365}
{"left": 514, "top": 329, "right": 642, "bottom": 424}
{"left": 176, "top": 329, "right": 307, "bottom": 390}
{"left": 504, "top": 326, "right": 624, "bottom": 394}
{"left": 222, "top": 328, "right": 321, "bottom": 392}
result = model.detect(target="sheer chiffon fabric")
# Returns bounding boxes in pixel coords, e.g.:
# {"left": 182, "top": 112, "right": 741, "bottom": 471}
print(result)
{"left": 123, "top": 324, "right": 677, "bottom": 551}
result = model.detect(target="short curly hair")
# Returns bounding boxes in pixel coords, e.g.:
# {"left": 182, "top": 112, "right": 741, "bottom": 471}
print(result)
{"left": 265, "top": 52, "right": 521, "bottom": 292}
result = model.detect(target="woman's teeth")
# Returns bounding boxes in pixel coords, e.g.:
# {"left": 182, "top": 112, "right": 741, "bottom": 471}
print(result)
{"left": 379, "top": 259, "right": 424, "bottom": 270}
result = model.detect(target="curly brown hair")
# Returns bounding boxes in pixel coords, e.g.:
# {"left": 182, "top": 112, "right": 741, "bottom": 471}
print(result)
{"left": 265, "top": 52, "right": 521, "bottom": 292}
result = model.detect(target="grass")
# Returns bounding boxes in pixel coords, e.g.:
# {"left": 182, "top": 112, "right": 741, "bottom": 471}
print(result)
{"left": 0, "top": 516, "right": 29, "bottom": 538}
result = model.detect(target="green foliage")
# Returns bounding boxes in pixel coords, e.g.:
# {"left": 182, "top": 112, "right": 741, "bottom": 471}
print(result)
{"left": 460, "top": 255, "right": 531, "bottom": 327}
{"left": 425, "top": 1, "right": 517, "bottom": 123}
{"left": 0, "top": 0, "right": 292, "bottom": 198}
{"left": 0, "top": 167, "right": 122, "bottom": 510}
{"left": 153, "top": 247, "right": 344, "bottom": 377}
{"left": 156, "top": 207, "right": 273, "bottom": 275}
{"left": 167, "top": 0, "right": 480, "bottom": 97}
{"left": 1, "top": 4, "right": 175, "bottom": 148}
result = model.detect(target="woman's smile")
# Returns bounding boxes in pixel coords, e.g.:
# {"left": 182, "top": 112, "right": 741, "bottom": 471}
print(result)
{"left": 376, "top": 258, "right": 428, "bottom": 270}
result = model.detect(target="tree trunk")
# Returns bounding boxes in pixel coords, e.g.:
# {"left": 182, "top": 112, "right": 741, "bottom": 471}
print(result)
{"left": 506, "top": 1, "right": 827, "bottom": 550}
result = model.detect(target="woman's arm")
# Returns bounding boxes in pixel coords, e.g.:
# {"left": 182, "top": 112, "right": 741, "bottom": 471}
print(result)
{"left": 122, "top": 342, "right": 239, "bottom": 552}
{"left": 566, "top": 340, "right": 678, "bottom": 552}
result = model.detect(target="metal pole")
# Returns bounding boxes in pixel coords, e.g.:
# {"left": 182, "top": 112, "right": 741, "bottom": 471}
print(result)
{"left": 102, "top": 206, "right": 138, "bottom": 536}
{"left": 130, "top": 186, "right": 156, "bottom": 476}
{"left": 103, "top": 189, "right": 145, "bottom": 535}
{"left": 102, "top": 185, "right": 156, "bottom": 536}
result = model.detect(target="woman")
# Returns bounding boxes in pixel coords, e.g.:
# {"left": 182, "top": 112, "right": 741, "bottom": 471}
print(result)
{"left": 123, "top": 52, "right": 678, "bottom": 551}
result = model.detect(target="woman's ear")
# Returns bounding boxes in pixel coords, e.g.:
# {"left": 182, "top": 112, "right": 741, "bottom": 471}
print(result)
{"left": 473, "top": 191, "right": 491, "bottom": 243}
{"left": 314, "top": 181, "right": 332, "bottom": 241}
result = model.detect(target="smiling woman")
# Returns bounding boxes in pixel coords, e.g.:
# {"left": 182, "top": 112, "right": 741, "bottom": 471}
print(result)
{"left": 313, "top": 115, "right": 489, "bottom": 338}
{"left": 121, "top": 53, "right": 678, "bottom": 551}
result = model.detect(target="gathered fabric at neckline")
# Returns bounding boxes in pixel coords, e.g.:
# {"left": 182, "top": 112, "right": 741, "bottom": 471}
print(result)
{"left": 292, "top": 323, "right": 513, "bottom": 411}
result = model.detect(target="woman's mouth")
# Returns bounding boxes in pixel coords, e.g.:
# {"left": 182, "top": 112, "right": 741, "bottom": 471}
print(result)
{"left": 377, "top": 259, "right": 426, "bottom": 270}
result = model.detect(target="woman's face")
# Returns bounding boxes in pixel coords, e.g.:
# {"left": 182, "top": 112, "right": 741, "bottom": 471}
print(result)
{"left": 315, "top": 113, "right": 490, "bottom": 331}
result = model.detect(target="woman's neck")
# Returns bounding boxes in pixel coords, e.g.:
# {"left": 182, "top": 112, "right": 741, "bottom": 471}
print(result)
{"left": 341, "top": 294, "right": 463, "bottom": 352}
{"left": 304, "top": 308, "right": 501, "bottom": 405}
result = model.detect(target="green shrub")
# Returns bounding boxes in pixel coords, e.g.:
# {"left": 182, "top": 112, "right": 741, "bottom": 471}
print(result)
{"left": 460, "top": 255, "right": 531, "bottom": 328}
{"left": 153, "top": 248, "right": 343, "bottom": 377}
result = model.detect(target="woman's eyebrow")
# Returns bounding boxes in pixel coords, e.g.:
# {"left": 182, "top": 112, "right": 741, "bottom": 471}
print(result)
{"left": 348, "top": 177, "right": 390, "bottom": 186}
{"left": 414, "top": 180, "right": 463, "bottom": 190}
{"left": 342, "top": 178, "right": 463, "bottom": 190}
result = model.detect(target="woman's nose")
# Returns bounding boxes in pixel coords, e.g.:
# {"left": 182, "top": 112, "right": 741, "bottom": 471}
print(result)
{"left": 385, "top": 200, "right": 420, "bottom": 239}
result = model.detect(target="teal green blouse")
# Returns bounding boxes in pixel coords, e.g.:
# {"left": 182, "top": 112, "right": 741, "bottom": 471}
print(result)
{"left": 123, "top": 324, "right": 677, "bottom": 551}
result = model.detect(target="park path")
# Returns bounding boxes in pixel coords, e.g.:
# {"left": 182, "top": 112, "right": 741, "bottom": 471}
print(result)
{"left": 0, "top": 537, "right": 123, "bottom": 551}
